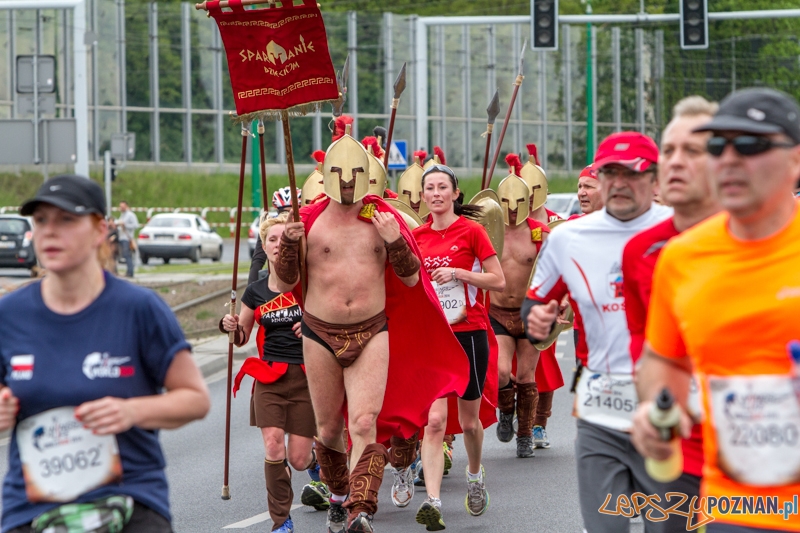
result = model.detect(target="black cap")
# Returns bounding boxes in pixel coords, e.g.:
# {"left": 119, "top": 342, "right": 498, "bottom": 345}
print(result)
{"left": 20, "top": 174, "right": 107, "bottom": 217}
{"left": 693, "top": 88, "right": 800, "bottom": 144}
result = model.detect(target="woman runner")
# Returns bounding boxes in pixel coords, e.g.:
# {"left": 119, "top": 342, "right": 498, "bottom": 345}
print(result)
{"left": 0, "top": 175, "right": 210, "bottom": 533}
{"left": 412, "top": 166, "right": 505, "bottom": 530}
{"left": 221, "top": 212, "right": 323, "bottom": 533}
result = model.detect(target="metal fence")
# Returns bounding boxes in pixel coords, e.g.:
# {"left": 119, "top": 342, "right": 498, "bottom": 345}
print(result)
{"left": 2, "top": 2, "right": 799, "bottom": 176}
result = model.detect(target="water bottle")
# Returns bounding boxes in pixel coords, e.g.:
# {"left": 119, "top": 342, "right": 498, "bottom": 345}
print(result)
{"left": 645, "top": 388, "right": 683, "bottom": 483}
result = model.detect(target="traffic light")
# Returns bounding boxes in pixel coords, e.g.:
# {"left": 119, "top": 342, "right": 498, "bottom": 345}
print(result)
{"left": 531, "top": 0, "right": 558, "bottom": 51}
{"left": 111, "top": 158, "right": 117, "bottom": 182}
{"left": 680, "top": 0, "right": 708, "bottom": 50}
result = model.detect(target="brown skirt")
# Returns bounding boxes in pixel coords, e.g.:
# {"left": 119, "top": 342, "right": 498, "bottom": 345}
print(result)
{"left": 250, "top": 363, "right": 316, "bottom": 437}
{"left": 488, "top": 304, "right": 526, "bottom": 339}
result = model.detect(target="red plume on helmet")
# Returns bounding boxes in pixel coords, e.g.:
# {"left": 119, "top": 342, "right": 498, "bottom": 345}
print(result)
{"left": 505, "top": 153, "right": 523, "bottom": 177}
{"left": 526, "top": 143, "right": 540, "bottom": 166}
{"left": 361, "top": 136, "right": 385, "bottom": 159}
{"left": 311, "top": 150, "right": 325, "bottom": 167}
{"left": 413, "top": 150, "right": 427, "bottom": 165}
{"left": 433, "top": 146, "right": 446, "bottom": 165}
{"left": 332, "top": 115, "right": 354, "bottom": 142}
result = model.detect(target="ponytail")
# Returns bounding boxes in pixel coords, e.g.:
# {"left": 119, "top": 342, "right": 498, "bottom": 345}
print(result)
{"left": 454, "top": 191, "right": 483, "bottom": 221}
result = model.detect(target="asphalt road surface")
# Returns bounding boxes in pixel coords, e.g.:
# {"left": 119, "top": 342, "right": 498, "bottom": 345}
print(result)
{"left": 0, "top": 332, "right": 649, "bottom": 533}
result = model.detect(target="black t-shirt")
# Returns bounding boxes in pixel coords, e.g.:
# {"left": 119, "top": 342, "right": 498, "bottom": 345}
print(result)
{"left": 240, "top": 280, "right": 303, "bottom": 364}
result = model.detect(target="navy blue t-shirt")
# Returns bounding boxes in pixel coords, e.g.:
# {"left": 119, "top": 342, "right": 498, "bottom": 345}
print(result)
{"left": 0, "top": 273, "right": 190, "bottom": 531}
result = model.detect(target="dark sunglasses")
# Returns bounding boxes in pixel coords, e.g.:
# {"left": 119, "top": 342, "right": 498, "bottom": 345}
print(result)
{"left": 707, "top": 135, "right": 797, "bottom": 157}
{"left": 421, "top": 164, "right": 458, "bottom": 184}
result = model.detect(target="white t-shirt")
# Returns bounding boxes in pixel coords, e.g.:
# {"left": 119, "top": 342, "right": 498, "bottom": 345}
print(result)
{"left": 528, "top": 204, "right": 672, "bottom": 374}
{"left": 117, "top": 210, "right": 139, "bottom": 241}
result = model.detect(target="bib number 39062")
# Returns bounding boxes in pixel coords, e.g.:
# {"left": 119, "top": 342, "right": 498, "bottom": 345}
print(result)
{"left": 709, "top": 374, "right": 800, "bottom": 487}
{"left": 574, "top": 371, "right": 637, "bottom": 432}
{"left": 431, "top": 280, "right": 467, "bottom": 325}
{"left": 16, "top": 406, "right": 123, "bottom": 503}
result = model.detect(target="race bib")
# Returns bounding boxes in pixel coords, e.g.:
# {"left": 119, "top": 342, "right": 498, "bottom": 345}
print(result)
{"left": 709, "top": 374, "right": 800, "bottom": 487}
{"left": 574, "top": 371, "right": 637, "bottom": 432}
{"left": 17, "top": 406, "right": 123, "bottom": 503}
{"left": 431, "top": 280, "right": 467, "bottom": 325}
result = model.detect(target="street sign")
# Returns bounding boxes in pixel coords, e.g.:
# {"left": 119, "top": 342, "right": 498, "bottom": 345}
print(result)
{"left": 16, "top": 56, "right": 56, "bottom": 94}
{"left": 388, "top": 140, "right": 407, "bottom": 170}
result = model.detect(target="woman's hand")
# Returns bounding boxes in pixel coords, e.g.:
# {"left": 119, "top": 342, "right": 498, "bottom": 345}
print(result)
{"left": 283, "top": 221, "right": 305, "bottom": 242}
{"left": 372, "top": 211, "right": 401, "bottom": 244}
{"left": 431, "top": 267, "right": 459, "bottom": 285}
{"left": 222, "top": 313, "right": 239, "bottom": 332}
{"left": 0, "top": 387, "right": 19, "bottom": 431}
{"left": 292, "top": 321, "right": 302, "bottom": 339}
{"left": 75, "top": 397, "right": 137, "bottom": 436}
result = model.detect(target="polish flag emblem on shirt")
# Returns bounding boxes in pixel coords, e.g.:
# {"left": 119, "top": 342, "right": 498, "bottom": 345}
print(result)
{"left": 10, "top": 355, "right": 34, "bottom": 380}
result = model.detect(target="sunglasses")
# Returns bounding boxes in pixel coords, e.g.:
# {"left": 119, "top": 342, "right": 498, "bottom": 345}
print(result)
{"left": 707, "top": 135, "right": 797, "bottom": 157}
{"left": 421, "top": 164, "right": 458, "bottom": 184}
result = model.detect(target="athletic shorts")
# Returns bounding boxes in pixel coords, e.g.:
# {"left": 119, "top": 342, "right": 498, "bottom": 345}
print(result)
{"left": 454, "top": 329, "right": 490, "bottom": 401}
{"left": 7, "top": 503, "right": 172, "bottom": 533}
{"left": 250, "top": 363, "right": 316, "bottom": 438}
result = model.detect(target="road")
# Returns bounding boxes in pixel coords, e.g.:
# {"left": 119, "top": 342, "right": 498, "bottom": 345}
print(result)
{"left": 0, "top": 332, "right": 648, "bottom": 532}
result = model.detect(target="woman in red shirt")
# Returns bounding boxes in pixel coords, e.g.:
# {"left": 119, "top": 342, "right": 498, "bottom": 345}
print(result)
{"left": 412, "top": 165, "right": 505, "bottom": 530}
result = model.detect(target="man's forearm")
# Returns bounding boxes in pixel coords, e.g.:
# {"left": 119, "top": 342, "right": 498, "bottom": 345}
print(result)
{"left": 635, "top": 345, "right": 693, "bottom": 406}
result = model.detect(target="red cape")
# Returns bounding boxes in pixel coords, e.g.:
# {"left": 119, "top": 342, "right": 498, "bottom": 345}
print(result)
{"left": 292, "top": 195, "right": 469, "bottom": 442}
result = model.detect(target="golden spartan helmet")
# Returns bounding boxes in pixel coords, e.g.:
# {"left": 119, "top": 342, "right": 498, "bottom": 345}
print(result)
{"left": 467, "top": 189, "right": 505, "bottom": 260}
{"left": 520, "top": 143, "right": 548, "bottom": 211}
{"left": 497, "top": 175, "right": 531, "bottom": 226}
{"left": 396, "top": 152, "right": 428, "bottom": 218}
{"left": 385, "top": 199, "right": 425, "bottom": 230}
{"left": 323, "top": 125, "right": 371, "bottom": 204}
{"left": 364, "top": 144, "right": 388, "bottom": 197}
{"left": 301, "top": 150, "right": 326, "bottom": 206}
{"left": 423, "top": 146, "right": 446, "bottom": 170}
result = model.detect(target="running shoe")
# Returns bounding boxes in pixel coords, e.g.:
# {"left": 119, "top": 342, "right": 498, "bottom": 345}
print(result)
{"left": 442, "top": 442, "right": 453, "bottom": 476}
{"left": 302, "top": 480, "right": 331, "bottom": 511}
{"left": 496, "top": 412, "right": 514, "bottom": 443}
{"left": 274, "top": 517, "right": 294, "bottom": 533}
{"left": 308, "top": 461, "right": 322, "bottom": 482}
{"left": 464, "top": 465, "right": 489, "bottom": 517}
{"left": 415, "top": 496, "right": 446, "bottom": 531}
{"left": 327, "top": 500, "right": 348, "bottom": 533}
{"left": 346, "top": 512, "right": 374, "bottom": 533}
{"left": 516, "top": 436, "right": 535, "bottom": 458}
{"left": 391, "top": 466, "right": 415, "bottom": 507}
{"left": 532, "top": 425, "right": 551, "bottom": 449}
{"left": 414, "top": 463, "right": 426, "bottom": 487}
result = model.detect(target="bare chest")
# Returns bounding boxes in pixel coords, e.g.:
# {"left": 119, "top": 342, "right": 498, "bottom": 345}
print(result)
{"left": 501, "top": 229, "right": 539, "bottom": 269}
{"left": 306, "top": 213, "right": 386, "bottom": 265}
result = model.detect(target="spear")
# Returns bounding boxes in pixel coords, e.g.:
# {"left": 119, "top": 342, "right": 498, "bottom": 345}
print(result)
{"left": 222, "top": 122, "right": 250, "bottom": 500}
{"left": 382, "top": 62, "right": 407, "bottom": 169}
{"left": 257, "top": 120, "right": 268, "bottom": 210}
{"left": 486, "top": 40, "right": 528, "bottom": 188}
{"left": 481, "top": 91, "right": 501, "bottom": 190}
{"left": 331, "top": 54, "right": 350, "bottom": 118}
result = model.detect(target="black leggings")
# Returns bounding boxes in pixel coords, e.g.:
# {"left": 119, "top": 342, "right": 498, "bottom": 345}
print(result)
{"left": 454, "top": 329, "right": 490, "bottom": 401}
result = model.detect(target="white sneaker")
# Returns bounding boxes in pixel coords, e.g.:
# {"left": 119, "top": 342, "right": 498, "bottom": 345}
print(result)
{"left": 391, "top": 465, "right": 415, "bottom": 507}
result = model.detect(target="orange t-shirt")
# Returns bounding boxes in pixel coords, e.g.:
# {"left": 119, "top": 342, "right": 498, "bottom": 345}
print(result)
{"left": 646, "top": 203, "right": 800, "bottom": 531}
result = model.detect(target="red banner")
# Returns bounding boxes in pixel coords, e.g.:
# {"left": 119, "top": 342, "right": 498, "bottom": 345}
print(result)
{"left": 208, "top": 0, "right": 339, "bottom": 118}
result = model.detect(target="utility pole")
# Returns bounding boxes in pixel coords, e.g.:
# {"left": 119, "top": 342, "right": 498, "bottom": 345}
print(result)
{"left": 585, "top": 0, "right": 593, "bottom": 165}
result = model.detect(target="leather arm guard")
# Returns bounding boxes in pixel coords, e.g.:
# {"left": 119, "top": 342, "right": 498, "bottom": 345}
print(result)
{"left": 275, "top": 235, "right": 301, "bottom": 285}
{"left": 218, "top": 318, "right": 246, "bottom": 346}
{"left": 386, "top": 237, "right": 420, "bottom": 278}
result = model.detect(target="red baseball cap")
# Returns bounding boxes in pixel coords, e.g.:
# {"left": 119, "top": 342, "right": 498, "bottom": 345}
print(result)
{"left": 578, "top": 164, "right": 596, "bottom": 179}
{"left": 594, "top": 132, "right": 659, "bottom": 173}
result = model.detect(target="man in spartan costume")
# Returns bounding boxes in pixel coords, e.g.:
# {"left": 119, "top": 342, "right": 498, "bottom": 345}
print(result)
{"left": 360, "top": 136, "right": 398, "bottom": 199}
{"left": 274, "top": 124, "right": 467, "bottom": 533}
{"left": 521, "top": 144, "right": 561, "bottom": 224}
{"left": 488, "top": 155, "right": 552, "bottom": 458}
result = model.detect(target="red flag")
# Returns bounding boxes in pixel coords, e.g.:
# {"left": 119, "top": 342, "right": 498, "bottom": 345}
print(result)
{"left": 208, "top": 0, "right": 339, "bottom": 120}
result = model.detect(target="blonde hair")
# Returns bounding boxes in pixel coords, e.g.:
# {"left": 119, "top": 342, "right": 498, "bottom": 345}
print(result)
{"left": 672, "top": 96, "right": 719, "bottom": 119}
{"left": 259, "top": 211, "right": 289, "bottom": 243}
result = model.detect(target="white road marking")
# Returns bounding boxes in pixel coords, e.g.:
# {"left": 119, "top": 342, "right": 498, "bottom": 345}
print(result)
{"left": 223, "top": 504, "right": 303, "bottom": 529}
{"left": 556, "top": 352, "right": 564, "bottom": 359}
{"left": 557, "top": 340, "right": 566, "bottom": 346}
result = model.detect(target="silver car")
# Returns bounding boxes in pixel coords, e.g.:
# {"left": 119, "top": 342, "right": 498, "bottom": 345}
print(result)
{"left": 137, "top": 213, "right": 223, "bottom": 264}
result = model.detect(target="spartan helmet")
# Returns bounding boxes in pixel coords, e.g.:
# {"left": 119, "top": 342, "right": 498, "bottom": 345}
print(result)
{"left": 364, "top": 144, "right": 388, "bottom": 197}
{"left": 396, "top": 155, "right": 429, "bottom": 218}
{"left": 323, "top": 130, "right": 371, "bottom": 204}
{"left": 497, "top": 175, "right": 531, "bottom": 226}
{"left": 302, "top": 151, "right": 326, "bottom": 205}
{"left": 520, "top": 145, "right": 548, "bottom": 211}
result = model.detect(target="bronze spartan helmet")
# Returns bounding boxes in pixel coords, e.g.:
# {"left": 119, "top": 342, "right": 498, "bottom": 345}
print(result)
{"left": 396, "top": 152, "right": 428, "bottom": 218}
{"left": 362, "top": 139, "right": 388, "bottom": 197}
{"left": 520, "top": 143, "right": 548, "bottom": 211}
{"left": 301, "top": 150, "right": 326, "bottom": 205}
{"left": 497, "top": 175, "right": 531, "bottom": 226}
{"left": 323, "top": 126, "right": 371, "bottom": 204}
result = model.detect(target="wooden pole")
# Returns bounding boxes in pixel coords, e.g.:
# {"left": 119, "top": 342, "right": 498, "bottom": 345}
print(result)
{"left": 486, "top": 78, "right": 523, "bottom": 188}
{"left": 383, "top": 103, "right": 398, "bottom": 169}
{"left": 258, "top": 120, "right": 268, "bottom": 210}
{"left": 281, "top": 113, "right": 306, "bottom": 297}
{"left": 481, "top": 127, "right": 494, "bottom": 190}
{"left": 222, "top": 125, "right": 248, "bottom": 500}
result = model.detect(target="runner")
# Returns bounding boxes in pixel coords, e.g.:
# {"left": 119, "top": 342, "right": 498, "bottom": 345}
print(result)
{"left": 631, "top": 88, "right": 800, "bottom": 533}
{"left": 221, "top": 212, "right": 322, "bottom": 533}
{"left": 274, "top": 128, "right": 468, "bottom": 533}
{"left": 396, "top": 152, "right": 428, "bottom": 217}
{"left": 413, "top": 164, "right": 505, "bottom": 530}
{"left": 360, "top": 137, "right": 398, "bottom": 199}
{"left": 249, "top": 187, "right": 302, "bottom": 284}
{"left": 490, "top": 155, "right": 551, "bottom": 458}
{"left": 521, "top": 145, "right": 560, "bottom": 224}
{"left": 523, "top": 132, "right": 677, "bottom": 533}
{"left": 0, "top": 175, "right": 210, "bottom": 533}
